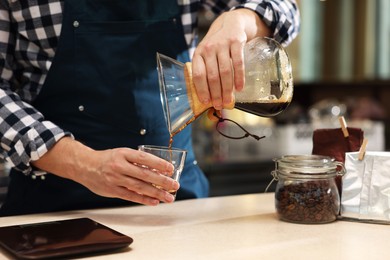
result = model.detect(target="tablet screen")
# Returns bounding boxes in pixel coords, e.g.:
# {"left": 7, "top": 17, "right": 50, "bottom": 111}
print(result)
{"left": 0, "top": 218, "right": 133, "bottom": 259}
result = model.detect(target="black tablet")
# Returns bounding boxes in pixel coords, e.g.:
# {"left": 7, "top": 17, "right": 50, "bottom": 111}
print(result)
{"left": 0, "top": 217, "right": 133, "bottom": 259}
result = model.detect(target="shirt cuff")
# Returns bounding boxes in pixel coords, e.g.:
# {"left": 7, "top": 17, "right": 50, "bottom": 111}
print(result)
{"left": 232, "top": 0, "right": 300, "bottom": 46}
{"left": 6, "top": 120, "right": 73, "bottom": 175}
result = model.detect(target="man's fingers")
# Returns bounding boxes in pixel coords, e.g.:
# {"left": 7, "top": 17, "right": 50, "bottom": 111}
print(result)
{"left": 192, "top": 55, "right": 211, "bottom": 105}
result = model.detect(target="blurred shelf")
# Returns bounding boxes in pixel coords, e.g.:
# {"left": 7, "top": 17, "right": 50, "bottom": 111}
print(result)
{"left": 200, "top": 161, "right": 276, "bottom": 197}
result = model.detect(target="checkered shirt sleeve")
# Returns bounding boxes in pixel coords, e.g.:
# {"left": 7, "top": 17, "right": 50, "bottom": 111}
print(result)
{"left": 234, "top": 0, "right": 300, "bottom": 45}
{"left": 179, "top": 0, "right": 299, "bottom": 56}
{"left": 0, "top": 0, "right": 71, "bottom": 175}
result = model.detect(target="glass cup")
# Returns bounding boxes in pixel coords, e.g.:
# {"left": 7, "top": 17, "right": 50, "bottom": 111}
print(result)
{"left": 138, "top": 145, "right": 187, "bottom": 200}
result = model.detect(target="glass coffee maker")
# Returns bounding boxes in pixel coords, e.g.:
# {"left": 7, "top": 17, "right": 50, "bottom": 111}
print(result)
{"left": 157, "top": 37, "right": 293, "bottom": 139}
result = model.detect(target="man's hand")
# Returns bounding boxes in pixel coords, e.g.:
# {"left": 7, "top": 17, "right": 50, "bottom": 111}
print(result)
{"left": 192, "top": 8, "right": 271, "bottom": 111}
{"left": 32, "top": 137, "right": 179, "bottom": 206}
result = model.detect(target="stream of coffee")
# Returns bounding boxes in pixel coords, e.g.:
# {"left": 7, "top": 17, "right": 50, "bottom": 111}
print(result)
{"left": 165, "top": 117, "right": 196, "bottom": 196}
{"left": 168, "top": 116, "right": 196, "bottom": 149}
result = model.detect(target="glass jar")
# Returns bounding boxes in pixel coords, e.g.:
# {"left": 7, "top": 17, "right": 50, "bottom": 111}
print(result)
{"left": 272, "top": 155, "right": 345, "bottom": 224}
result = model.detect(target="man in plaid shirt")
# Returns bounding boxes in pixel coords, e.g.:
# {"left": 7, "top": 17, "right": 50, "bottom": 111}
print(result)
{"left": 0, "top": 0, "right": 299, "bottom": 216}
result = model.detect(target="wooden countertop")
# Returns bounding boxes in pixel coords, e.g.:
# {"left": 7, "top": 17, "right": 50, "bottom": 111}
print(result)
{"left": 0, "top": 193, "right": 388, "bottom": 259}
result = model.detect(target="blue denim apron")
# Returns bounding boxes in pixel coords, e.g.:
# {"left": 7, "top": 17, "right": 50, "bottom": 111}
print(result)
{"left": 1, "top": 0, "right": 208, "bottom": 216}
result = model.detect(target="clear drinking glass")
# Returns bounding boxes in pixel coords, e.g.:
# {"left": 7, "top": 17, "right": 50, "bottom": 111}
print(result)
{"left": 138, "top": 145, "right": 187, "bottom": 200}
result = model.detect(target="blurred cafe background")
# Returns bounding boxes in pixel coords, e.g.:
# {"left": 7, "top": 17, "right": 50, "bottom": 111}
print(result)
{"left": 1, "top": 0, "right": 390, "bottom": 204}
{"left": 192, "top": 0, "right": 390, "bottom": 196}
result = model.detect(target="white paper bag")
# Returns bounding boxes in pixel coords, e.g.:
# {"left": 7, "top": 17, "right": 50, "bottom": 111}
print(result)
{"left": 341, "top": 151, "right": 390, "bottom": 223}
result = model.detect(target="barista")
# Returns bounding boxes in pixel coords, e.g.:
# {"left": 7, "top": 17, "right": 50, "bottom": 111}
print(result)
{"left": 0, "top": 0, "right": 300, "bottom": 216}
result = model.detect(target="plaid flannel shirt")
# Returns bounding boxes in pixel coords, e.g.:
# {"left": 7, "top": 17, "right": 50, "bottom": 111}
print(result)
{"left": 0, "top": 0, "right": 300, "bottom": 175}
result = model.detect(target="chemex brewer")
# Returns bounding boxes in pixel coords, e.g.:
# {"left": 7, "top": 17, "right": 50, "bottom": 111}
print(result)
{"left": 157, "top": 37, "right": 293, "bottom": 145}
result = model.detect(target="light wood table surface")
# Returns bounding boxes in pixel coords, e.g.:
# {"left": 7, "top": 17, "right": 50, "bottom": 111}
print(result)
{"left": 0, "top": 193, "right": 388, "bottom": 259}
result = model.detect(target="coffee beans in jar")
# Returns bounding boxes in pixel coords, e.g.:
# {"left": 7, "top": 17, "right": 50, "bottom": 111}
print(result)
{"left": 272, "top": 155, "right": 345, "bottom": 224}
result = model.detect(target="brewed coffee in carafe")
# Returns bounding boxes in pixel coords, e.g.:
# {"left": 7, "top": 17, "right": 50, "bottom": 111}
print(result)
{"left": 157, "top": 37, "right": 293, "bottom": 137}
{"left": 235, "top": 37, "right": 292, "bottom": 116}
